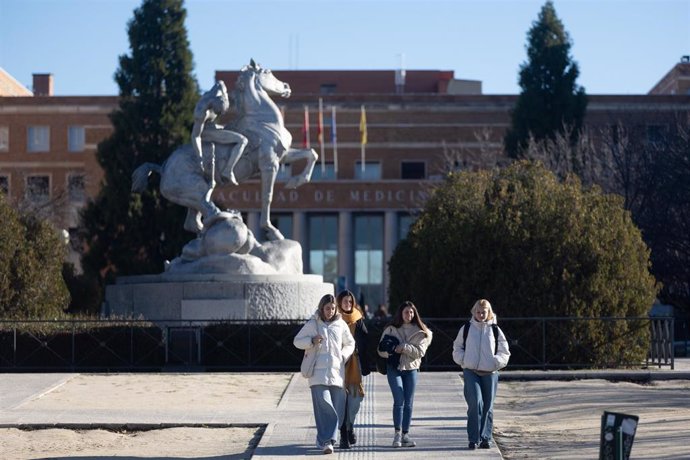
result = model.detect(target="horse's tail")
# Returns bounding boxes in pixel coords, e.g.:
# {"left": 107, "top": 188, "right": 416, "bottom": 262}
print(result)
{"left": 131, "top": 162, "right": 162, "bottom": 193}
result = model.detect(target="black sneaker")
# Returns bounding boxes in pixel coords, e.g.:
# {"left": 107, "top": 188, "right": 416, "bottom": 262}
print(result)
{"left": 479, "top": 440, "right": 491, "bottom": 449}
{"left": 348, "top": 429, "right": 357, "bottom": 445}
{"left": 468, "top": 442, "right": 477, "bottom": 450}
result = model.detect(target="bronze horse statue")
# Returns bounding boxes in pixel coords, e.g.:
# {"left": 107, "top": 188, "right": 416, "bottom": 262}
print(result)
{"left": 132, "top": 60, "right": 318, "bottom": 240}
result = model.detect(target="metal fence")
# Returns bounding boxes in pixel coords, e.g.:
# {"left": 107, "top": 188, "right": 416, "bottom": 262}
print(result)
{"left": 0, "top": 316, "right": 674, "bottom": 372}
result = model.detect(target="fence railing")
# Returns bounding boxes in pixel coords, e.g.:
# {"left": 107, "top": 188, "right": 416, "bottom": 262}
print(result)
{"left": 0, "top": 317, "right": 674, "bottom": 372}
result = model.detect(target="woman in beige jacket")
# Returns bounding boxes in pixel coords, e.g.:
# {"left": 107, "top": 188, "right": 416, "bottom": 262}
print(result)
{"left": 377, "top": 301, "right": 433, "bottom": 448}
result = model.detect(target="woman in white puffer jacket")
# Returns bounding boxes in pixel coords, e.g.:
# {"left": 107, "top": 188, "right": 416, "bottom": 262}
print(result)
{"left": 452, "top": 299, "right": 510, "bottom": 451}
{"left": 294, "top": 294, "right": 355, "bottom": 454}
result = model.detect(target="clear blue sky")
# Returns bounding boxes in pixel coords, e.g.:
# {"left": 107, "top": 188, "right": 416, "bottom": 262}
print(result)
{"left": 1, "top": 0, "right": 688, "bottom": 96}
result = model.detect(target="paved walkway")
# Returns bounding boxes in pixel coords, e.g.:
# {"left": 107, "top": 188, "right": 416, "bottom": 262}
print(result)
{"left": 253, "top": 372, "right": 502, "bottom": 459}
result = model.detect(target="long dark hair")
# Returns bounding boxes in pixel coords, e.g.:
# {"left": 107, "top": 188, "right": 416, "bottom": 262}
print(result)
{"left": 336, "top": 289, "right": 363, "bottom": 315}
{"left": 391, "top": 300, "right": 429, "bottom": 333}
{"left": 317, "top": 294, "right": 337, "bottom": 322}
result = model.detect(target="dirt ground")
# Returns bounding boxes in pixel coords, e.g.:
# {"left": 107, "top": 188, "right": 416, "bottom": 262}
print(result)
{"left": 494, "top": 379, "right": 690, "bottom": 459}
{"left": 0, "top": 426, "right": 261, "bottom": 459}
{"left": 0, "top": 373, "right": 290, "bottom": 460}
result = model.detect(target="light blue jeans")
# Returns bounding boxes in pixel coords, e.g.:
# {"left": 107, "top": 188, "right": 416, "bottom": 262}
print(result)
{"left": 463, "top": 369, "right": 498, "bottom": 443}
{"left": 343, "top": 384, "right": 364, "bottom": 430}
{"left": 386, "top": 365, "right": 418, "bottom": 432}
{"left": 310, "top": 385, "right": 346, "bottom": 447}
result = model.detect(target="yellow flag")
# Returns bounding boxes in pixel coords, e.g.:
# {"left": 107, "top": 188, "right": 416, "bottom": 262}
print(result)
{"left": 359, "top": 105, "right": 367, "bottom": 145}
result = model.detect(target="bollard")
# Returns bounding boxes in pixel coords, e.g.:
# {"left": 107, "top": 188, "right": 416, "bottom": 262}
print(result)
{"left": 599, "top": 411, "right": 639, "bottom": 460}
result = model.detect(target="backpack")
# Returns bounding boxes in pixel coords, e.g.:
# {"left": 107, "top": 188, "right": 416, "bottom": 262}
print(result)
{"left": 462, "top": 321, "right": 500, "bottom": 355}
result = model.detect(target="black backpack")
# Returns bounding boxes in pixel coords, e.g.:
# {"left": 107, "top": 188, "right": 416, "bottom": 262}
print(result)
{"left": 462, "top": 321, "right": 500, "bottom": 355}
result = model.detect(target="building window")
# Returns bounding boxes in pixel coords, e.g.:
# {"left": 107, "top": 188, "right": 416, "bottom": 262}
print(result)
{"left": 311, "top": 162, "right": 336, "bottom": 181}
{"left": 27, "top": 126, "right": 50, "bottom": 152}
{"left": 354, "top": 213, "right": 384, "bottom": 305}
{"left": 354, "top": 161, "right": 381, "bottom": 180}
{"left": 0, "top": 126, "right": 8, "bottom": 152}
{"left": 0, "top": 175, "right": 8, "bottom": 194}
{"left": 320, "top": 84, "right": 337, "bottom": 95}
{"left": 401, "top": 161, "right": 426, "bottom": 179}
{"left": 68, "top": 126, "right": 85, "bottom": 152}
{"left": 68, "top": 174, "right": 86, "bottom": 202}
{"left": 26, "top": 175, "right": 50, "bottom": 203}
{"left": 398, "top": 213, "right": 414, "bottom": 242}
{"left": 270, "top": 213, "right": 293, "bottom": 239}
{"left": 308, "top": 214, "right": 338, "bottom": 284}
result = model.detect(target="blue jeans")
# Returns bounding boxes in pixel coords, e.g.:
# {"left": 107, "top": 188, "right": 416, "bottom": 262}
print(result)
{"left": 310, "top": 385, "right": 346, "bottom": 447}
{"left": 343, "top": 384, "right": 363, "bottom": 430}
{"left": 463, "top": 369, "right": 498, "bottom": 443}
{"left": 386, "top": 365, "right": 418, "bottom": 431}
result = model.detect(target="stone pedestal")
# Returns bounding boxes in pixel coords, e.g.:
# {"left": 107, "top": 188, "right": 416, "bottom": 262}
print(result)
{"left": 103, "top": 273, "right": 332, "bottom": 320}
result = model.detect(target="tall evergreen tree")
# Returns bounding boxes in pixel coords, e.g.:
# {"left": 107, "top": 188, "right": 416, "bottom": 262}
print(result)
{"left": 505, "top": 1, "right": 587, "bottom": 159}
{"left": 81, "top": 0, "right": 199, "bottom": 295}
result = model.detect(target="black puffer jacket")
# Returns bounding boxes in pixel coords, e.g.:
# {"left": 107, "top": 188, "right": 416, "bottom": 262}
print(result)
{"left": 353, "top": 319, "right": 371, "bottom": 376}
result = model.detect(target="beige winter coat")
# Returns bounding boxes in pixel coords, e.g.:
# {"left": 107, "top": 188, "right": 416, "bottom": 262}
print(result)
{"left": 377, "top": 323, "right": 432, "bottom": 371}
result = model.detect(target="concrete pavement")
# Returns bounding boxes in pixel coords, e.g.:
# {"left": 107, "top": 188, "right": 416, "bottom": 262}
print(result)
{"left": 253, "top": 372, "right": 503, "bottom": 459}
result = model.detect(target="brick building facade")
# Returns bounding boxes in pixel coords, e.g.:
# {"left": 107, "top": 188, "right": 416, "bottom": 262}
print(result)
{"left": 1, "top": 64, "right": 690, "bottom": 305}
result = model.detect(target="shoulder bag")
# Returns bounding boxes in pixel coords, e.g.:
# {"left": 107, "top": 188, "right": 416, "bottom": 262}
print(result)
{"left": 300, "top": 342, "right": 321, "bottom": 378}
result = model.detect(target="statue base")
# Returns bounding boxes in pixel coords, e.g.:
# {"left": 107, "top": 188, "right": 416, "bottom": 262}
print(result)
{"left": 103, "top": 273, "right": 332, "bottom": 321}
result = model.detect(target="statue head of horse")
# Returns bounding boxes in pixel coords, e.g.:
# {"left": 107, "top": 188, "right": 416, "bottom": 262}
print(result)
{"left": 236, "top": 59, "right": 291, "bottom": 100}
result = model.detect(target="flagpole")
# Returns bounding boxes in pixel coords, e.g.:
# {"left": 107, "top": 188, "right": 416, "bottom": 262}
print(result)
{"left": 318, "top": 98, "right": 325, "bottom": 173}
{"left": 302, "top": 105, "right": 310, "bottom": 149}
{"left": 331, "top": 105, "right": 338, "bottom": 175}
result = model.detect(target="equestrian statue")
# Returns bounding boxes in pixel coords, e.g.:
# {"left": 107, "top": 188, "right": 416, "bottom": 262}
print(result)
{"left": 132, "top": 59, "right": 318, "bottom": 243}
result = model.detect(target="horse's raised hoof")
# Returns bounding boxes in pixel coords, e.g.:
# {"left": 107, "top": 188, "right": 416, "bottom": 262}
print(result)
{"left": 228, "top": 172, "right": 238, "bottom": 186}
{"left": 285, "top": 175, "right": 308, "bottom": 189}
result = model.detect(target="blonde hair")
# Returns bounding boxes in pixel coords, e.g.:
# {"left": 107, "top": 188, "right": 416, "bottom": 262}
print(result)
{"left": 471, "top": 299, "right": 495, "bottom": 321}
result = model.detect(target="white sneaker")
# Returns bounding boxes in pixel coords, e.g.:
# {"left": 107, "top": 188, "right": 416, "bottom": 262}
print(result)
{"left": 392, "top": 432, "right": 402, "bottom": 447}
{"left": 323, "top": 442, "right": 334, "bottom": 454}
{"left": 401, "top": 432, "right": 416, "bottom": 447}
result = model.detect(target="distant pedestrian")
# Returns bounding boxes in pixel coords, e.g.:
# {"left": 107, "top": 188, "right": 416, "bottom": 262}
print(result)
{"left": 294, "top": 294, "right": 355, "bottom": 454}
{"left": 335, "top": 290, "right": 370, "bottom": 449}
{"left": 373, "top": 304, "right": 392, "bottom": 327}
{"left": 377, "top": 300, "right": 433, "bottom": 448}
{"left": 452, "top": 299, "right": 510, "bottom": 450}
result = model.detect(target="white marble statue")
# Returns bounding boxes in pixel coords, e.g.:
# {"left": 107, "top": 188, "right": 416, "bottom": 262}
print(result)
{"left": 132, "top": 59, "right": 318, "bottom": 241}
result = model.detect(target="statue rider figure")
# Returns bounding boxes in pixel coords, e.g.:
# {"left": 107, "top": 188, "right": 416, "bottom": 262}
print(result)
{"left": 191, "top": 80, "right": 248, "bottom": 186}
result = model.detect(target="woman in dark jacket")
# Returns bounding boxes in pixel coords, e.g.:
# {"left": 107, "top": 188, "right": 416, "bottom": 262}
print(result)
{"left": 335, "top": 290, "right": 370, "bottom": 449}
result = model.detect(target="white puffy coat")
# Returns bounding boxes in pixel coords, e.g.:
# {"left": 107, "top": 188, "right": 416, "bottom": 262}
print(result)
{"left": 452, "top": 317, "right": 510, "bottom": 373}
{"left": 294, "top": 311, "right": 355, "bottom": 387}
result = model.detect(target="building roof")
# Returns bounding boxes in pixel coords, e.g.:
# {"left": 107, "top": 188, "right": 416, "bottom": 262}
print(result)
{"left": 649, "top": 59, "right": 690, "bottom": 95}
{"left": 0, "top": 67, "right": 32, "bottom": 96}
{"left": 215, "top": 69, "right": 458, "bottom": 94}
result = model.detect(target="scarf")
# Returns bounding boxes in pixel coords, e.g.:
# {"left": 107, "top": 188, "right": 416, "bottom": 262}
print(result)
{"left": 340, "top": 307, "right": 365, "bottom": 397}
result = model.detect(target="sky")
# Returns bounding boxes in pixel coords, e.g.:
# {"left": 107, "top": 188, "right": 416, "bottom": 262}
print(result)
{"left": 1, "top": 0, "right": 689, "bottom": 96}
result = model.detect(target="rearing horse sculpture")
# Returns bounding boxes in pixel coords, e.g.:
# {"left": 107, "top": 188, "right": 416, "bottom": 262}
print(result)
{"left": 132, "top": 60, "right": 318, "bottom": 241}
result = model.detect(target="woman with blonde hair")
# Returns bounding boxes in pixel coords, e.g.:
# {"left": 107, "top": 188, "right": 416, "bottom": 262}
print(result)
{"left": 294, "top": 294, "right": 355, "bottom": 454}
{"left": 377, "top": 300, "right": 433, "bottom": 448}
{"left": 452, "top": 299, "right": 510, "bottom": 450}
